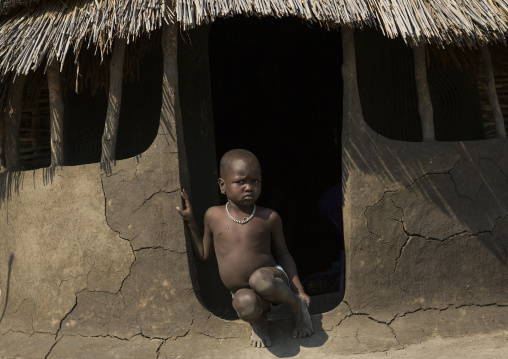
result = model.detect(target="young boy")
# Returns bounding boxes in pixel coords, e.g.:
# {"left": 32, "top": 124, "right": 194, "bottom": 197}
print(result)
{"left": 176, "top": 149, "right": 314, "bottom": 348}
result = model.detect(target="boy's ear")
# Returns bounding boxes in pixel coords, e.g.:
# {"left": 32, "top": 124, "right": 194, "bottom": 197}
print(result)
{"left": 218, "top": 178, "right": 225, "bottom": 191}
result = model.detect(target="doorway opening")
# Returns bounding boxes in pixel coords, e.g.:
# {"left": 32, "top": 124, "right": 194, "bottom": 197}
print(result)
{"left": 199, "top": 16, "right": 344, "bottom": 318}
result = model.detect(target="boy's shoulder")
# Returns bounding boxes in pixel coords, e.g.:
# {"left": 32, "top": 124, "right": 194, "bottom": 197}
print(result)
{"left": 205, "top": 205, "right": 226, "bottom": 217}
{"left": 255, "top": 206, "right": 282, "bottom": 222}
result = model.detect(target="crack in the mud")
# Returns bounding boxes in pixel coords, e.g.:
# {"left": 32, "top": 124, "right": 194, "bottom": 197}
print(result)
{"left": 114, "top": 246, "right": 136, "bottom": 295}
{"left": 481, "top": 157, "right": 508, "bottom": 184}
{"left": 100, "top": 175, "right": 136, "bottom": 294}
{"left": 5, "top": 329, "right": 54, "bottom": 335}
{"left": 131, "top": 189, "right": 180, "bottom": 216}
{"left": 387, "top": 302, "right": 506, "bottom": 326}
{"left": 44, "top": 336, "right": 62, "bottom": 359}
{"left": 174, "top": 319, "right": 194, "bottom": 340}
{"left": 393, "top": 236, "right": 411, "bottom": 274}
{"left": 156, "top": 338, "right": 167, "bottom": 358}
{"left": 134, "top": 246, "right": 186, "bottom": 254}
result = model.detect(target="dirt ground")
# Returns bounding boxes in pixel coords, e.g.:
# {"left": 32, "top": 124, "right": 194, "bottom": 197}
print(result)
{"left": 337, "top": 332, "right": 508, "bottom": 359}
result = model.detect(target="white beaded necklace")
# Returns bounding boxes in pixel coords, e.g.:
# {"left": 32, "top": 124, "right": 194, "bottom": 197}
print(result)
{"left": 226, "top": 202, "right": 256, "bottom": 224}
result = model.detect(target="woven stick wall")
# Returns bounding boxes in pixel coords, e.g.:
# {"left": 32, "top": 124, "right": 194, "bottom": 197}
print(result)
{"left": 19, "top": 86, "right": 50, "bottom": 169}
{"left": 478, "top": 69, "right": 508, "bottom": 138}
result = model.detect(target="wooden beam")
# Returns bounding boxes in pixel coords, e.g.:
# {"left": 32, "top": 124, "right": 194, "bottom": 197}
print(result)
{"left": 101, "top": 38, "right": 127, "bottom": 165}
{"left": 161, "top": 22, "right": 189, "bottom": 186}
{"left": 0, "top": 106, "right": 4, "bottom": 170}
{"left": 481, "top": 45, "right": 506, "bottom": 138}
{"left": 413, "top": 44, "right": 435, "bottom": 142}
{"left": 4, "top": 75, "right": 26, "bottom": 170}
{"left": 47, "top": 59, "right": 65, "bottom": 166}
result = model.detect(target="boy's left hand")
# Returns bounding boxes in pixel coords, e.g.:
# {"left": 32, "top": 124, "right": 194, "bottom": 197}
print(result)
{"left": 299, "top": 292, "right": 311, "bottom": 307}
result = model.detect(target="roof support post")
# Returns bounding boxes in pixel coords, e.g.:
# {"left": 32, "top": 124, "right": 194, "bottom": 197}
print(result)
{"left": 0, "top": 103, "right": 4, "bottom": 170}
{"left": 101, "top": 37, "right": 127, "bottom": 168}
{"left": 481, "top": 45, "right": 506, "bottom": 138}
{"left": 413, "top": 44, "right": 435, "bottom": 142}
{"left": 4, "top": 75, "right": 26, "bottom": 170}
{"left": 47, "top": 59, "right": 65, "bottom": 166}
{"left": 161, "top": 22, "right": 189, "bottom": 186}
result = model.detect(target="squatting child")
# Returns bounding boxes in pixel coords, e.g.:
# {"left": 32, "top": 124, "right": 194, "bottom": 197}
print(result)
{"left": 176, "top": 149, "right": 314, "bottom": 348}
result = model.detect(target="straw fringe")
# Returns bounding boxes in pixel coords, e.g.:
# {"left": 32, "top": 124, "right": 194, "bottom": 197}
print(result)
{"left": 1, "top": 0, "right": 508, "bottom": 77}
{"left": 0, "top": 0, "right": 173, "bottom": 76}
{"left": 177, "top": 0, "right": 508, "bottom": 46}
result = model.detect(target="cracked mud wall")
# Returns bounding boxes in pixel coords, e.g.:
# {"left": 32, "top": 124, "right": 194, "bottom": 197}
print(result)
{"left": 340, "top": 27, "right": 508, "bottom": 326}
{"left": 1, "top": 23, "right": 507, "bottom": 358}
{"left": 0, "top": 167, "right": 134, "bottom": 336}
{"left": 0, "top": 24, "right": 246, "bottom": 359}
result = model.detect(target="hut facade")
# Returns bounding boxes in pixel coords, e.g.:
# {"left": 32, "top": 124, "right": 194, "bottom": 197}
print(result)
{"left": 0, "top": 0, "right": 507, "bottom": 357}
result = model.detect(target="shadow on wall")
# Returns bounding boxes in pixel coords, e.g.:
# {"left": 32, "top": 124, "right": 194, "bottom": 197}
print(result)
{"left": 0, "top": 254, "right": 14, "bottom": 324}
{"left": 343, "top": 28, "right": 508, "bottom": 271}
{"left": 266, "top": 315, "right": 328, "bottom": 357}
{"left": 0, "top": 167, "right": 57, "bottom": 215}
{"left": 343, "top": 120, "right": 508, "bottom": 263}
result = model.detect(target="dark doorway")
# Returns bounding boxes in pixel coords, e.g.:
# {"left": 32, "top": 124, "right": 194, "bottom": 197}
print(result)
{"left": 207, "top": 16, "right": 344, "bottom": 316}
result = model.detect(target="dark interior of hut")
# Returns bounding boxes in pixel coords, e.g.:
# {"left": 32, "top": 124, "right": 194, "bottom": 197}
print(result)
{"left": 201, "top": 16, "right": 345, "bottom": 318}
{"left": 63, "top": 41, "right": 162, "bottom": 166}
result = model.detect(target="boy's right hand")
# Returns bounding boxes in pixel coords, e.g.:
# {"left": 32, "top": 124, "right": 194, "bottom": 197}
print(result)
{"left": 176, "top": 188, "right": 195, "bottom": 223}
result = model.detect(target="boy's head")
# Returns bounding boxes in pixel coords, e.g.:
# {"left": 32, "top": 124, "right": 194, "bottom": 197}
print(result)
{"left": 219, "top": 149, "right": 260, "bottom": 178}
{"left": 219, "top": 149, "right": 262, "bottom": 205}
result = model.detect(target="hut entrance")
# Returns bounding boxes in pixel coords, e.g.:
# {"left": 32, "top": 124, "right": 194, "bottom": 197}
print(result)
{"left": 197, "top": 16, "right": 344, "bottom": 317}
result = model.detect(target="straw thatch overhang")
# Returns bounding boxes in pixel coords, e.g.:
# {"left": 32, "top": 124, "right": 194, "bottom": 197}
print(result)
{"left": 179, "top": 0, "right": 508, "bottom": 45}
{"left": 0, "top": 0, "right": 173, "bottom": 76}
{"left": 0, "top": 0, "right": 507, "bottom": 77}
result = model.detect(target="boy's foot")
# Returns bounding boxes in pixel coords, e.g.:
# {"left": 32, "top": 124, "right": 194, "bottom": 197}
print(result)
{"left": 292, "top": 295, "right": 314, "bottom": 339}
{"left": 250, "top": 315, "right": 272, "bottom": 348}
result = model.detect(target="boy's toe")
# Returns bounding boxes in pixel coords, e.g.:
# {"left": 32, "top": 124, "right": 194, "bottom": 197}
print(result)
{"left": 253, "top": 339, "right": 266, "bottom": 348}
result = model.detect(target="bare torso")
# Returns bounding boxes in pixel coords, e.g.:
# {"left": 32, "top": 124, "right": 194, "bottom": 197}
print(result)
{"left": 207, "top": 205, "right": 276, "bottom": 292}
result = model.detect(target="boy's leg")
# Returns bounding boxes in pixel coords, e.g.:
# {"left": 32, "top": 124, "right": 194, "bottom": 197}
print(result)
{"left": 232, "top": 288, "right": 272, "bottom": 348}
{"left": 249, "top": 267, "right": 314, "bottom": 339}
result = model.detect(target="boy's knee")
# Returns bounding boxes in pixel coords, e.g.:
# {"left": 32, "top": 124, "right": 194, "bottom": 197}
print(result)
{"left": 233, "top": 290, "right": 262, "bottom": 321}
{"left": 249, "top": 268, "right": 276, "bottom": 295}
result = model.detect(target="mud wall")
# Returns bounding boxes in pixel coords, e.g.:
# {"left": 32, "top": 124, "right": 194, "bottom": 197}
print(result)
{"left": 339, "top": 27, "right": 508, "bottom": 327}
{"left": 0, "top": 24, "right": 507, "bottom": 358}
{"left": 0, "top": 24, "right": 246, "bottom": 358}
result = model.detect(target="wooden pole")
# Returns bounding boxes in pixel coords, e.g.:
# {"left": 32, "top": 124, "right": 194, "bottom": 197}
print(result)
{"left": 47, "top": 59, "right": 65, "bottom": 166}
{"left": 4, "top": 75, "right": 26, "bottom": 170}
{"left": 101, "top": 38, "right": 127, "bottom": 165}
{"left": 481, "top": 45, "right": 506, "bottom": 138}
{"left": 0, "top": 108, "right": 4, "bottom": 170}
{"left": 161, "top": 22, "right": 189, "bottom": 186}
{"left": 413, "top": 44, "right": 435, "bottom": 142}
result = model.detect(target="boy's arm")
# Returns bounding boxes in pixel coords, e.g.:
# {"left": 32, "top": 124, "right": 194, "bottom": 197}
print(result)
{"left": 270, "top": 211, "right": 311, "bottom": 307}
{"left": 176, "top": 189, "right": 214, "bottom": 264}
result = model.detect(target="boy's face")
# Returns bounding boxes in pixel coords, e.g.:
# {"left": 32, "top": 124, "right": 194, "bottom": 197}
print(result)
{"left": 219, "top": 158, "right": 261, "bottom": 207}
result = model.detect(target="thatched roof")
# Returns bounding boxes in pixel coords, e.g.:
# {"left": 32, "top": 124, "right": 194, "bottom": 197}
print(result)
{"left": 0, "top": 0, "right": 41, "bottom": 16}
{"left": 0, "top": 0, "right": 508, "bottom": 77}
{"left": 0, "top": 0, "right": 172, "bottom": 76}
{"left": 177, "top": 0, "right": 508, "bottom": 46}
